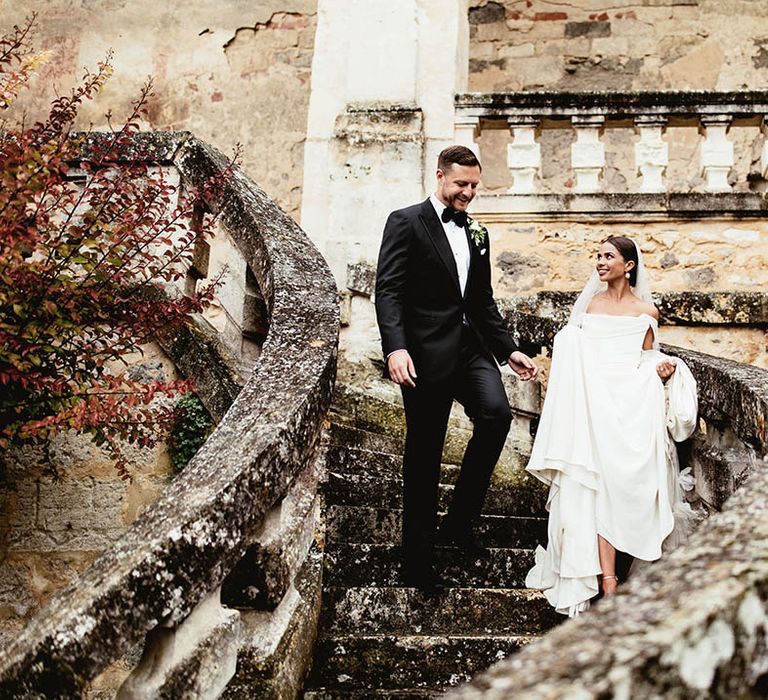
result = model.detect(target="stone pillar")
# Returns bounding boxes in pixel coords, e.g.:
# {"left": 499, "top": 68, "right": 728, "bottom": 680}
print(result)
{"left": 699, "top": 115, "right": 734, "bottom": 192}
{"left": 506, "top": 118, "right": 540, "bottom": 194}
{"left": 117, "top": 588, "right": 240, "bottom": 700}
{"left": 634, "top": 116, "right": 668, "bottom": 193}
{"left": 454, "top": 115, "right": 480, "bottom": 157}
{"left": 301, "top": 0, "right": 470, "bottom": 289}
{"left": 300, "top": 0, "right": 470, "bottom": 369}
{"left": 570, "top": 116, "right": 605, "bottom": 194}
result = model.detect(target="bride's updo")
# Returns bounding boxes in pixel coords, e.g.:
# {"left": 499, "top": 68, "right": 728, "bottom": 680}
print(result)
{"left": 603, "top": 236, "right": 639, "bottom": 287}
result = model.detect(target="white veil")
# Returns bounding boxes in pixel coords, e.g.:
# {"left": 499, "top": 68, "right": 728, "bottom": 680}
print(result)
{"left": 567, "top": 239, "right": 653, "bottom": 325}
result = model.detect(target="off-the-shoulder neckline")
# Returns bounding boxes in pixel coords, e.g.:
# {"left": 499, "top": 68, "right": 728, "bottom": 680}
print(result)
{"left": 583, "top": 312, "right": 657, "bottom": 322}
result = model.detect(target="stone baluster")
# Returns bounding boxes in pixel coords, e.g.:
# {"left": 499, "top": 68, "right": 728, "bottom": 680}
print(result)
{"left": 506, "top": 117, "right": 541, "bottom": 194}
{"left": 570, "top": 116, "right": 605, "bottom": 193}
{"left": 634, "top": 116, "right": 668, "bottom": 193}
{"left": 454, "top": 115, "right": 480, "bottom": 157}
{"left": 760, "top": 117, "right": 768, "bottom": 179}
{"left": 699, "top": 115, "right": 734, "bottom": 192}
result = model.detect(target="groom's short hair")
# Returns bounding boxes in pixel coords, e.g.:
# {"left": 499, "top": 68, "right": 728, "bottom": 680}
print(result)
{"left": 438, "top": 145, "right": 481, "bottom": 173}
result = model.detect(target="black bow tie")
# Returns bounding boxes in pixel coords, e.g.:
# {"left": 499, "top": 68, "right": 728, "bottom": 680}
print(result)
{"left": 441, "top": 207, "right": 467, "bottom": 228}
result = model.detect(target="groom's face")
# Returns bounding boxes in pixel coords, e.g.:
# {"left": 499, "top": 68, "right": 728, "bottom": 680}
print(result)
{"left": 436, "top": 163, "right": 481, "bottom": 211}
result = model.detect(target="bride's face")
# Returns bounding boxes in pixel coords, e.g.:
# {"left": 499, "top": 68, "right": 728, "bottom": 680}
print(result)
{"left": 596, "top": 242, "right": 631, "bottom": 283}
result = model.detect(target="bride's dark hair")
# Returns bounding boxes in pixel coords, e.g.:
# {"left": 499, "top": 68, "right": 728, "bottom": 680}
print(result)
{"left": 603, "top": 236, "right": 638, "bottom": 287}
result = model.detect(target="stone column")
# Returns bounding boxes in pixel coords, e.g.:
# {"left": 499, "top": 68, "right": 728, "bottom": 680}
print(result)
{"left": 506, "top": 117, "right": 540, "bottom": 194}
{"left": 301, "top": 0, "right": 470, "bottom": 288}
{"left": 570, "top": 116, "right": 605, "bottom": 194}
{"left": 300, "top": 0, "right": 470, "bottom": 367}
{"left": 699, "top": 115, "right": 734, "bottom": 192}
{"left": 634, "top": 116, "right": 668, "bottom": 193}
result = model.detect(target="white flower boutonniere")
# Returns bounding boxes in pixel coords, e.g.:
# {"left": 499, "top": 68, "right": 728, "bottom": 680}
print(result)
{"left": 467, "top": 216, "right": 488, "bottom": 255}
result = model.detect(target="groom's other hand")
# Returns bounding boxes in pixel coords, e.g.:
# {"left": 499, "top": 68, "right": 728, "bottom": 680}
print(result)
{"left": 508, "top": 351, "right": 538, "bottom": 381}
{"left": 388, "top": 349, "right": 417, "bottom": 387}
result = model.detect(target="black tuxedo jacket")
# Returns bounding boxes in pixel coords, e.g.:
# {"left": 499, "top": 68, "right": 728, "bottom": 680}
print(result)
{"left": 375, "top": 198, "right": 516, "bottom": 383}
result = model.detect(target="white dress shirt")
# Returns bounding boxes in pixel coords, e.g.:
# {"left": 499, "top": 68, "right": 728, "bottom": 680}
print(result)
{"left": 429, "top": 195, "right": 470, "bottom": 297}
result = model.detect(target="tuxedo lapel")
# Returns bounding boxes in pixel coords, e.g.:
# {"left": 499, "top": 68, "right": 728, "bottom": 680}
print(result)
{"left": 417, "top": 200, "right": 462, "bottom": 296}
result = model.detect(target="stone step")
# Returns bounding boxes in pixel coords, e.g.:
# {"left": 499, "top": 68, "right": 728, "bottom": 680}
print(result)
{"left": 325, "top": 443, "right": 463, "bottom": 482}
{"left": 304, "top": 688, "right": 442, "bottom": 699}
{"left": 306, "top": 633, "right": 533, "bottom": 690}
{"left": 319, "top": 586, "right": 560, "bottom": 637}
{"left": 325, "top": 506, "right": 546, "bottom": 549}
{"left": 323, "top": 472, "right": 547, "bottom": 518}
{"left": 330, "top": 385, "right": 407, "bottom": 440}
{"left": 323, "top": 544, "right": 534, "bottom": 589}
{"left": 328, "top": 422, "right": 403, "bottom": 456}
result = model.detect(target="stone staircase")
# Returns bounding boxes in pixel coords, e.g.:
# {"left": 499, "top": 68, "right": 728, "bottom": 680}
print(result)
{"left": 302, "top": 388, "right": 562, "bottom": 698}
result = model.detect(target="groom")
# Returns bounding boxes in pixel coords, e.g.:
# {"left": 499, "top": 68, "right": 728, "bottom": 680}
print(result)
{"left": 375, "top": 145, "right": 538, "bottom": 591}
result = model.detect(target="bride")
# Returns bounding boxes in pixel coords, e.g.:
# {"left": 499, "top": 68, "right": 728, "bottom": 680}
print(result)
{"left": 525, "top": 236, "right": 698, "bottom": 617}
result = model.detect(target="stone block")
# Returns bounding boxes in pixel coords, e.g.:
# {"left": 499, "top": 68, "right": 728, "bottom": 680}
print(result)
{"left": 468, "top": 2, "right": 506, "bottom": 25}
{"left": 242, "top": 290, "right": 268, "bottom": 340}
{"left": 117, "top": 590, "right": 240, "bottom": 700}
{"left": 224, "top": 549, "right": 322, "bottom": 698}
{"left": 497, "top": 43, "right": 535, "bottom": 59}
{"left": 565, "top": 21, "right": 611, "bottom": 39}
{"left": 346, "top": 261, "right": 376, "bottom": 296}
{"left": 222, "top": 543, "right": 290, "bottom": 611}
{"left": 334, "top": 105, "right": 423, "bottom": 146}
{"left": 723, "top": 227, "right": 760, "bottom": 244}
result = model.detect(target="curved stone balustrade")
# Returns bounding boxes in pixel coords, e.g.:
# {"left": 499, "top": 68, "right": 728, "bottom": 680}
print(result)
{"left": 447, "top": 307, "right": 768, "bottom": 698}
{"left": 0, "top": 134, "right": 339, "bottom": 696}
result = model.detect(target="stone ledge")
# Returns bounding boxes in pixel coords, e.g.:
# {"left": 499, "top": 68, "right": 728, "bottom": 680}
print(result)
{"left": 456, "top": 90, "right": 768, "bottom": 121}
{"left": 0, "top": 133, "right": 339, "bottom": 695}
{"left": 501, "top": 307, "right": 768, "bottom": 453}
{"left": 473, "top": 192, "right": 768, "bottom": 218}
{"left": 502, "top": 291, "right": 768, "bottom": 327}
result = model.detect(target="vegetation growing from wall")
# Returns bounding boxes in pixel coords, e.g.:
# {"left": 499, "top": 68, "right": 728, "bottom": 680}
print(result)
{"left": 0, "top": 16, "right": 229, "bottom": 477}
{"left": 168, "top": 393, "right": 212, "bottom": 476}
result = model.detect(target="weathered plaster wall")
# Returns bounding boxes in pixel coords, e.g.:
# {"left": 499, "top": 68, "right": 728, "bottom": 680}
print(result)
{"left": 0, "top": 342, "right": 176, "bottom": 651}
{"left": 2, "top": 1, "right": 317, "bottom": 218}
{"left": 468, "top": 0, "right": 768, "bottom": 93}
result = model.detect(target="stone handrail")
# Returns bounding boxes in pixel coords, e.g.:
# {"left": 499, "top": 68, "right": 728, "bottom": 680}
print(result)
{"left": 455, "top": 90, "right": 768, "bottom": 203}
{"left": 0, "top": 133, "right": 339, "bottom": 696}
{"left": 447, "top": 308, "right": 768, "bottom": 698}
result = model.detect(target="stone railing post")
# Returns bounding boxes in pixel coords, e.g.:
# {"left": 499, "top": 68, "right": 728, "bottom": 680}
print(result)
{"left": 454, "top": 115, "right": 480, "bottom": 158}
{"left": 570, "top": 116, "right": 605, "bottom": 193}
{"left": 699, "top": 114, "right": 734, "bottom": 192}
{"left": 506, "top": 117, "right": 541, "bottom": 194}
{"left": 634, "top": 115, "right": 668, "bottom": 193}
{"left": 117, "top": 588, "right": 240, "bottom": 700}
{"left": 760, "top": 117, "right": 768, "bottom": 180}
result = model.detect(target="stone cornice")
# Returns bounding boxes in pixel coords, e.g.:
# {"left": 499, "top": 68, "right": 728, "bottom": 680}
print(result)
{"left": 456, "top": 90, "right": 768, "bottom": 123}
{"left": 472, "top": 192, "right": 768, "bottom": 219}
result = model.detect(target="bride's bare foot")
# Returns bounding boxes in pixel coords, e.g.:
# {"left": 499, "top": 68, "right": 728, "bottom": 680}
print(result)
{"left": 602, "top": 574, "right": 619, "bottom": 596}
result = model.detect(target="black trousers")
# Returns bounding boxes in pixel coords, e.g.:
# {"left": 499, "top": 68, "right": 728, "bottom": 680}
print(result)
{"left": 400, "top": 327, "right": 512, "bottom": 573}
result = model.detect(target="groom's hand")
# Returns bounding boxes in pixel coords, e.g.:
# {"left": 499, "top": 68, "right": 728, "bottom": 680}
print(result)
{"left": 388, "top": 349, "right": 417, "bottom": 387}
{"left": 508, "top": 351, "right": 538, "bottom": 381}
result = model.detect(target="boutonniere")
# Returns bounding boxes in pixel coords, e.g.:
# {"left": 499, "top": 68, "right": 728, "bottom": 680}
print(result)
{"left": 467, "top": 216, "right": 488, "bottom": 255}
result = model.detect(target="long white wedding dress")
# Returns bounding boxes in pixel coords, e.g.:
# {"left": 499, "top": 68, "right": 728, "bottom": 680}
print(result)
{"left": 525, "top": 310, "right": 698, "bottom": 617}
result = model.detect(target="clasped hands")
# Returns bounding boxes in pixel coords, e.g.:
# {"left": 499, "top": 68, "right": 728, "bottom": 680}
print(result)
{"left": 387, "top": 349, "right": 538, "bottom": 387}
